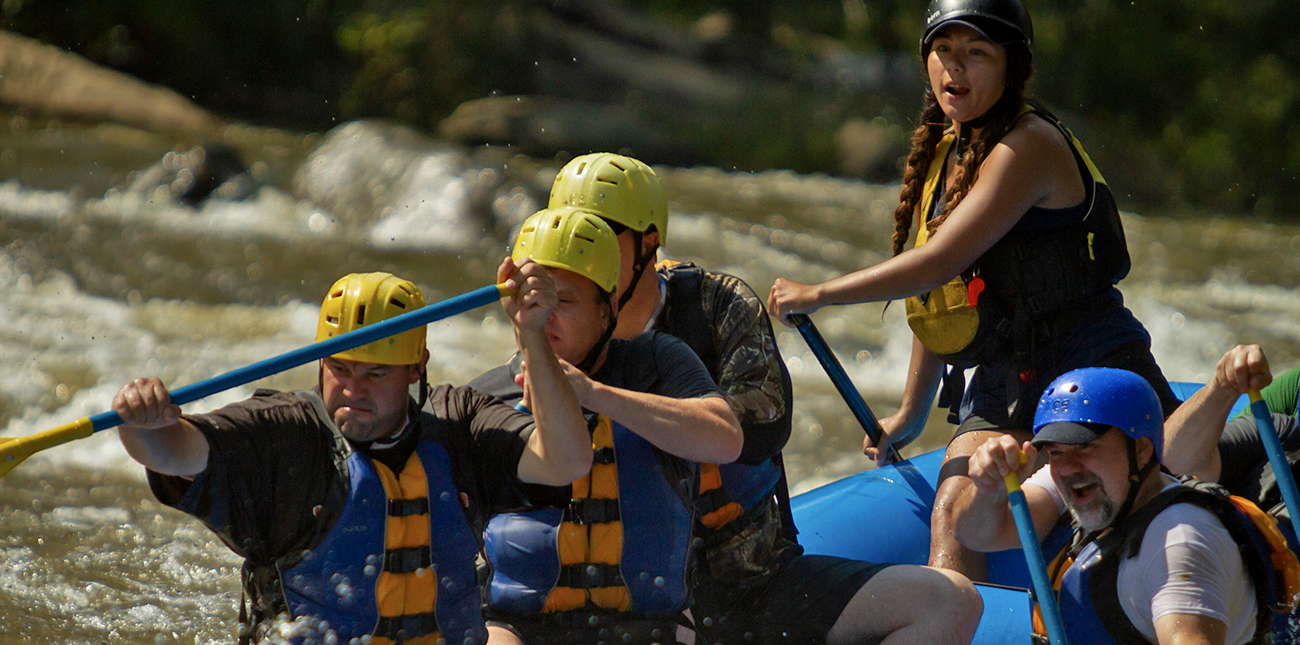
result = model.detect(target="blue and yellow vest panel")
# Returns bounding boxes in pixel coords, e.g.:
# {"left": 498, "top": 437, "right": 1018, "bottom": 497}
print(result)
{"left": 484, "top": 416, "right": 695, "bottom": 616}
{"left": 280, "top": 442, "right": 486, "bottom": 644}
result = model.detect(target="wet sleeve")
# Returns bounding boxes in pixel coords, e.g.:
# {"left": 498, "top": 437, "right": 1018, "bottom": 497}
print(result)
{"left": 700, "top": 273, "right": 793, "bottom": 464}
{"left": 432, "top": 385, "right": 533, "bottom": 513}
{"left": 146, "top": 393, "right": 343, "bottom": 563}
{"left": 1123, "top": 506, "right": 1255, "bottom": 642}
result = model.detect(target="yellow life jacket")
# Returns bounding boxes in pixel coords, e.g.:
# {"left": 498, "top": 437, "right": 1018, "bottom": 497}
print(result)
{"left": 370, "top": 453, "right": 442, "bottom": 645}
{"left": 547, "top": 415, "right": 632, "bottom": 611}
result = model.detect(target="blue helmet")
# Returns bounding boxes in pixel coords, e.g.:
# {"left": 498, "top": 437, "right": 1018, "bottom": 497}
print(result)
{"left": 1032, "top": 368, "right": 1164, "bottom": 462}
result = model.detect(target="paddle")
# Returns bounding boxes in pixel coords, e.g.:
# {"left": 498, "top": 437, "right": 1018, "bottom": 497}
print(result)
{"left": 1248, "top": 385, "right": 1300, "bottom": 527}
{"left": 789, "top": 313, "right": 902, "bottom": 463}
{"left": 1005, "top": 452, "right": 1069, "bottom": 645}
{"left": 0, "top": 283, "right": 512, "bottom": 479}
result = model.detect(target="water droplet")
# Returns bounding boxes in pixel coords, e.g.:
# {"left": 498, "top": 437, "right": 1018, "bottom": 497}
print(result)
{"left": 334, "top": 582, "right": 352, "bottom": 599}
{"left": 653, "top": 576, "right": 666, "bottom": 588}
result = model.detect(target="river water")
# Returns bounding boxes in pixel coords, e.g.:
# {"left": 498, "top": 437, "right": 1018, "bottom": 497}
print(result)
{"left": 3, "top": 114, "right": 1300, "bottom": 643}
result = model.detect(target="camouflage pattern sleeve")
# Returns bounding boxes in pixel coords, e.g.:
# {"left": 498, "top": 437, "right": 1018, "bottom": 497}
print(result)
{"left": 700, "top": 271, "right": 793, "bottom": 464}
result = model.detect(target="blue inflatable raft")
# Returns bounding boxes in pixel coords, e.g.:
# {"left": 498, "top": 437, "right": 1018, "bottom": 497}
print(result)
{"left": 789, "top": 382, "right": 1269, "bottom": 644}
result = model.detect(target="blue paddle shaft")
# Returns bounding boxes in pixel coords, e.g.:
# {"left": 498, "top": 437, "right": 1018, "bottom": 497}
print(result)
{"left": 1250, "top": 398, "right": 1300, "bottom": 525}
{"left": 1007, "top": 488, "right": 1071, "bottom": 645}
{"left": 88, "top": 284, "right": 505, "bottom": 433}
{"left": 790, "top": 314, "right": 901, "bottom": 462}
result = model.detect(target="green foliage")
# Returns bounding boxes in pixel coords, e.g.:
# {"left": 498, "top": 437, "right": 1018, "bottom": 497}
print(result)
{"left": 3, "top": 0, "right": 1299, "bottom": 217}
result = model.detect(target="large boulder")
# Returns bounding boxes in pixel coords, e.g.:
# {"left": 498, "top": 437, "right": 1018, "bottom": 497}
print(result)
{"left": 0, "top": 30, "right": 220, "bottom": 137}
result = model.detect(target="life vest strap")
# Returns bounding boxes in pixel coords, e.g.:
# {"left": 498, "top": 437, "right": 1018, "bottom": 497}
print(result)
{"left": 566, "top": 498, "right": 621, "bottom": 524}
{"left": 374, "top": 611, "right": 438, "bottom": 641}
{"left": 593, "top": 447, "right": 615, "bottom": 465}
{"left": 388, "top": 497, "right": 430, "bottom": 517}
{"left": 557, "top": 563, "right": 624, "bottom": 589}
{"left": 696, "top": 486, "right": 732, "bottom": 515}
{"left": 383, "top": 546, "right": 432, "bottom": 574}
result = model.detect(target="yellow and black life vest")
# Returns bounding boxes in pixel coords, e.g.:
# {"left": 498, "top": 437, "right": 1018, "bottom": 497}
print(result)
{"left": 904, "top": 107, "right": 1130, "bottom": 370}
{"left": 483, "top": 414, "right": 697, "bottom": 618}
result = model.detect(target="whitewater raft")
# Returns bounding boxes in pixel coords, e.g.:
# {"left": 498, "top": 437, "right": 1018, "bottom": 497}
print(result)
{"left": 789, "top": 382, "right": 1294, "bottom": 643}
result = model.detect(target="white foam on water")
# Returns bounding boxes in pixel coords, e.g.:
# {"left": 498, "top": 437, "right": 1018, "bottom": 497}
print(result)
{"left": 367, "top": 154, "right": 478, "bottom": 251}
{"left": 0, "top": 250, "right": 322, "bottom": 476}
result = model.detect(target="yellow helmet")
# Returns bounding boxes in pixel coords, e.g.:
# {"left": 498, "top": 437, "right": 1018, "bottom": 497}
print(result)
{"left": 512, "top": 207, "right": 620, "bottom": 294}
{"left": 315, "top": 272, "right": 426, "bottom": 365}
{"left": 548, "top": 153, "right": 668, "bottom": 245}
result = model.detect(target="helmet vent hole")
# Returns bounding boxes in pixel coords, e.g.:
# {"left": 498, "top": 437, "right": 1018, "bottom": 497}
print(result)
{"left": 326, "top": 315, "right": 339, "bottom": 325}
{"left": 609, "top": 161, "right": 626, "bottom": 171}
{"left": 390, "top": 298, "right": 407, "bottom": 310}
{"left": 356, "top": 305, "right": 366, "bottom": 325}
{"left": 577, "top": 162, "right": 588, "bottom": 174}
{"left": 596, "top": 178, "right": 619, "bottom": 186}
{"left": 1067, "top": 384, "right": 1079, "bottom": 393}
{"left": 576, "top": 233, "right": 596, "bottom": 243}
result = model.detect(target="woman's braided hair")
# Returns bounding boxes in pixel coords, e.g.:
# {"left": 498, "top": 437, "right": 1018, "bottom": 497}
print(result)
{"left": 890, "top": 42, "right": 1036, "bottom": 257}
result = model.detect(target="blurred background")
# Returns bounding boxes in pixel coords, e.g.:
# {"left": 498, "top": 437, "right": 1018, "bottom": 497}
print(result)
{"left": 5, "top": 0, "right": 1300, "bottom": 216}
{"left": 2, "top": 1, "right": 1300, "bottom": 643}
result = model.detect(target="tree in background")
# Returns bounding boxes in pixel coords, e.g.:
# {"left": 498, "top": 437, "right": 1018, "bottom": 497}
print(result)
{"left": 2, "top": 0, "right": 1299, "bottom": 218}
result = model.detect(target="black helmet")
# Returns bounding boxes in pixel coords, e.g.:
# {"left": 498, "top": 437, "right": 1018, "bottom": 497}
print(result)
{"left": 921, "top": 0, "right": 1033, "bottom": 56}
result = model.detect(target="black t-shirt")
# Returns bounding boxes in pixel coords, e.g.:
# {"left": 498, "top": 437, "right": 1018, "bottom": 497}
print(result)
{"left": 148, "top": 384, "right": 534, "bottom": 566}
{"left": 470, "top": 331, "right": 723, "bottom": 407}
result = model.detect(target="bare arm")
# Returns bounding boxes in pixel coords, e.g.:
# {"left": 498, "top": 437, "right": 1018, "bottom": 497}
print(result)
{"left": 576, "top": 377, "right": 743, "bottom": 464}
{"left": 953, "top": 435, "right": 1060, "bottom": 552}
{"left": 1153, "top": 613, "right": 1227, "bottom": 645}
{"left": 867, "top": 336, "right": 943, "bottom": 462}
{"left": 1162, "top": 344, "right": 1271, "bottom": 481}
{"left": 768, "top": 117, "right": 1073, "bottom": 322}
{"left": 498, "top": 257, "right": 593, "bottom": 486}
{"left": 113, "top": 377, "right": 209, "bottom": 478}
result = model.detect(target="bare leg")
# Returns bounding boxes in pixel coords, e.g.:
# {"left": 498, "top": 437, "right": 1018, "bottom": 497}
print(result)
{"left": 487, "top": 625, "right": 525, "bottom": 645}
{"left": 826, "top": 565, "right": 982, "bottom": 645}
{"left": 928, "top": 429, "right": 1033, "bottom": 580}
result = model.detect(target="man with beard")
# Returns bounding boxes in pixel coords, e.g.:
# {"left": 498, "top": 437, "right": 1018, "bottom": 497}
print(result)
{"left": 953, "top": 367, "right": 1265, "bottom": 644}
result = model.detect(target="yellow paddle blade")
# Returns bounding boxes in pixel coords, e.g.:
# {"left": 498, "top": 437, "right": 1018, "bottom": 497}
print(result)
{"left": 0, "top": 417, "right": 94, "bottom": 479}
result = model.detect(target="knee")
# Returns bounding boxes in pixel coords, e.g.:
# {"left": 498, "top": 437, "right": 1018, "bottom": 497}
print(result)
{"left": 928, "top": 568, "right": 984, "bottom": 640}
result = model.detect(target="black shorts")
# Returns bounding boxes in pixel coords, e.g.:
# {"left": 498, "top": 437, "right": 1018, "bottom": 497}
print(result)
{"left": 691, "top": 555, "right": 890, "bottom": 644}
{"left": 487, "top": 612, "right": 682, "bottom": 645}
{"left": 953, "top": 339, "right": 1182, "bottom": 439}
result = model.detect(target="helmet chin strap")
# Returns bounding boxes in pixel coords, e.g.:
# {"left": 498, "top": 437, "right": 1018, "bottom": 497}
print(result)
{"left": 617, "top": 230, "right": 658, "bottom": 311}
{"left": 1108, "top": 437, "right": 1160, "bottom": 532}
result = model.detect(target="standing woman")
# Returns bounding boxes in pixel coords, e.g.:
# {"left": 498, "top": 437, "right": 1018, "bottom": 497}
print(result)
{"left": 767, "top": 0, "right": 1181, "bottom": 579}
